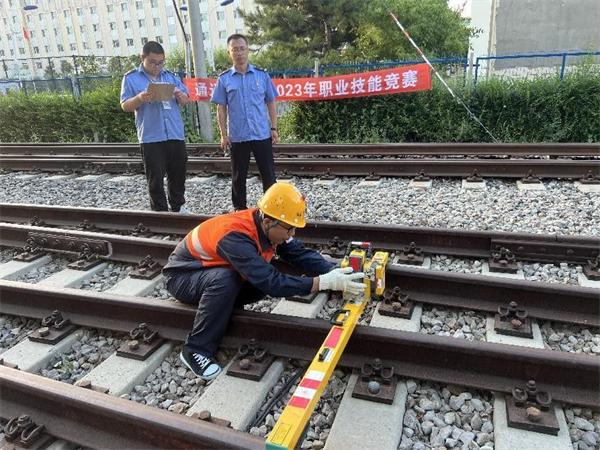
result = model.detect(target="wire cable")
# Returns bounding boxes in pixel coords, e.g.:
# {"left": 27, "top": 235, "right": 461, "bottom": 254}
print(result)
{"left": 389, "top": 11, "right": 499, "bottom": 143}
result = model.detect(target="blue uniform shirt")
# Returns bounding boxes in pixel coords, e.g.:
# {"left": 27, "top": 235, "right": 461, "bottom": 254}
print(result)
{"left": 120, "top": 65, "right": 189, "bottom": 144}
{"left": 210, "top": 64, "right": 278, "bottom": 143}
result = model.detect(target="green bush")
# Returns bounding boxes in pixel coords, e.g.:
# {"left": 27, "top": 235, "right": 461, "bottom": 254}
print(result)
{"left": 285, "top": 70, "right": 600, "bottom": 143}
{"left": 1, "top": 70, "right": 598, "bottom": 143}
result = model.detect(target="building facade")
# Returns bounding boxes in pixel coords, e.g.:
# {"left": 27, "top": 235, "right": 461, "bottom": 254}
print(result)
{"left": 470, "top": 0, "right": 600, "bottom": 78}
{"left": 0, "top": 0, "right": 256, "bottom": 79}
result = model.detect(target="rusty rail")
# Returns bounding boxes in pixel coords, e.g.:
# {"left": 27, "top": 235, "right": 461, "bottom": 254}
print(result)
{"left": 1, "top": 203, "right": 597, "bottom": 264}
{"left": 0, "top": 222, "right": 597, "bottom": 326}
{"left": 1, "top": 142, "right": 599, "bottom": 156}
{"left": 1, "top": 156, "right": 598, "bottom": 179}
{"left": 0, "top": 366, "right": 263, "bottom": 449}
{"left": 1, "top": 280, "right": 597, "bottom": 408}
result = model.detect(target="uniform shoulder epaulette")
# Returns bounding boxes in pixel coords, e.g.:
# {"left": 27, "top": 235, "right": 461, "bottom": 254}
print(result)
{"left": 253, "top": 66, "right": 267, "bottom": 72}
{"left": 123, "top": 68, "right": 137, "bottom": 76}
{"left": 218, "top": 68, "right": 230, "bottom": 77}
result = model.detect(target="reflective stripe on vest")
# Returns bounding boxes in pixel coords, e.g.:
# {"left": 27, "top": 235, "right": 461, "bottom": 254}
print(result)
{"left": 184, "top": 208, "right": 274, "bottom": 268}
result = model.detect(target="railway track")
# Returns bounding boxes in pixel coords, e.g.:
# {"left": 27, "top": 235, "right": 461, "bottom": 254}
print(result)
{"left": 0, "top": 208, "right": 598, "bottom": 448}
{"left": 1, "top": 155, "right": 598, "bottom": 179}
{"left": 1, "top": 203, "right": 598, "bottom": 264}
{"left": 1, "top": 142, "right": 599, "bottom": 156}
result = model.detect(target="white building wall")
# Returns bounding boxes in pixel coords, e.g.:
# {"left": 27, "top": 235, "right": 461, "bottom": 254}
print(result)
{"left": 0, "top": 0, "right": 257, "bottom": 79}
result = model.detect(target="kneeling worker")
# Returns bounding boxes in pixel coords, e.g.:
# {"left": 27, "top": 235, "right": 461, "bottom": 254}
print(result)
{"left": 163, "top": 182, "right": 365, "bottom": 380}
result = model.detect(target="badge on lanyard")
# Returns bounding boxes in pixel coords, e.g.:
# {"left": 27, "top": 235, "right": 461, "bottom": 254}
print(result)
{"left": 162, "top": 100, "right": 171, "bottom": 110}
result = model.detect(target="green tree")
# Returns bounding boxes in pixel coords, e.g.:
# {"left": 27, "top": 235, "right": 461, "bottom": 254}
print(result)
{"left": 347, "top": 0, "right": 472, "bottom": 61}
{"left": 107, "top": 56, "right": 139, "bottom": 76}
{"left": 60, "top": 60, "right": 74, "bottom": 76}
{"left": 212, "top": 47, "right": 231, "bottom": 74}
{"left": 165, "top": 46, "right": 186, "bottom": 74}
{"left": 76, "top": 56, "right": 102, "bottom": 76}
{"left": 240, "top": 0, "right": 472, "bottom": 70}
{"left": 240, "top": 0, "right": 364, "bottom": 69}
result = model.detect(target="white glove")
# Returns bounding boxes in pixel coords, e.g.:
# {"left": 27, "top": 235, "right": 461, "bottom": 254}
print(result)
{"left": 318, "top": 267, "right": 366, "bottom": 295}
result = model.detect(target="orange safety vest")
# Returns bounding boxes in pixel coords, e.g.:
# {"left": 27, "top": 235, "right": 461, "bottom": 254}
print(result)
{"left": 184, "top": 208, "right": 274, "bottom": 268}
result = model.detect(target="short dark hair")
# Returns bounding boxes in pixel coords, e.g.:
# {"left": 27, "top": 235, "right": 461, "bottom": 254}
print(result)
{"left": 142, "top": 41, "right": 165, "bottom": 56}
{"left": 227, "top": 34, "right": 248, "bottom": 46}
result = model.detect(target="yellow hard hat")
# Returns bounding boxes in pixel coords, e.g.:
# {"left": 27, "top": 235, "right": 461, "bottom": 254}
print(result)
{"left": 257, "top": 182, "right": 307, "bottom": 228}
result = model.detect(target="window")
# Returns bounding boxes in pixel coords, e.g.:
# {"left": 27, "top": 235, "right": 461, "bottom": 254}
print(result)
{"left": 109, "top": 22, "right": 116, "bottom": 30}
{"left": 141, "top": 37, "right": 148, "bottom": 44}
{"left": 0, "top": 50, "right": 4, "bottom": 57}
{"left": 136, "top": 1, "right": 143, "bottom": 9}
{"left": 38, "top": 13, "right": 43, "bottom": 21}
{"left": 234, "top": 10, "right": 240, "bottom": 18}
{"left": 96, "top": 41, "right": 103, "bottom": 49}
{"left": 107, "top": 4, "right": 114, "bottom": 12}
{"left": 36, "top": 62, "right": 42, "bottom": 69}
{"left": 83, "top": 42, "right": 89, "bottom": 49}
{"left": 153, "top": 18, "right": 160, "bottom": 26}
{"left": 57, "top": 44, "right": 64, "bottom": 52}
{"left": 169, "top": 34, "right": 177, "bottom": 44}
{"left": 121, "top": 3, "right": 128, "bottom": 11}
{"left": 219, "top": 30, "right": 226, "bottom": 39}
{"left": 90, "top": 6, "right": 96, "bottom": 14}
{"left": 54, "top": 28, "right": 59, "bottom": 36}
{"left": 126, "top": 38, "right": 134, "bottom": 46}
{"left": 9, "top": 49, "right": 14, "bottom": 57}
{"left": 168, "top": 16, "right": 175, "bottom": 25}
{"left": 80, "top": 25, "right": 86, "bottom": 33}
{"left": 155, "top": 35, "right": 163, "bottom": 43}
{"left": 41, "top": 29, "right": 46, "bottom": 37}
{"left": 44, "top": 45, "right": 50, "bottom": 52}
{"left": 150, "top": 0, "right": 158, "bottom": 7}
{"left": 93, "top": 24, "right": 99, "bottom": 31}
{"left": 70, "top": 43, "right": 76, "bottom": 51}
{"left": 124, "top": 21, "right": 131, "bottom": 29}
{"left": 29, "top": 30, "right": 35, "bottom": 38}
{"left": 138, "top": 19, "right": 145, "bottom": 27}
{"left": 66, "top": 26, "right": 72, "bottom": 34}
{"left": 50, "top": 12, "right": 55, "bottom": 19}
{"left": 19, "top": 47, "right": 25, "bottom": 55}
{"left": 27, "top": 15, "right": 31, "bottom": 23}
{"left": 33, "top": 46, "right": 40, "bottom": 54}
{"left": 217, "top": 11, "right": 225, "bottom": 20}
{"left": 76, "top": 8, "right": 82, "bottom": 16}
{"left": 63, "top": 10, "right": 69, "bottom": 18}
{"left": 113, "top": 40, "right": 120, "bottom": 48}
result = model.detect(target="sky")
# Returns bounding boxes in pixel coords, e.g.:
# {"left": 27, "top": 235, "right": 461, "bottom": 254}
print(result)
{"left": 448, "top": 0, "right": 472, "bottom": 17}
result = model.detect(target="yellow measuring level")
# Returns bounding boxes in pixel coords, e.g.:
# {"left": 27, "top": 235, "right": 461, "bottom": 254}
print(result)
{"left": 266, "top": 250, "right": 388, "bottom": 450}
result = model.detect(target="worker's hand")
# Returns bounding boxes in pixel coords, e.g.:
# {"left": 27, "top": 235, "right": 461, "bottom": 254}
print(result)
{"left": 220, "top": 136, "right": 232, "bottom": 152}
{"left": 318, "top": 267, "right": 366, "bottom": 295}
{"left": 173, "top": 88, "right": 189, "bottom": 105}
{"left": 137, "top": 91, "right": 154, "bottom": 103}
{"left": 271, "top": 129, "right": 279, "bottom": 144}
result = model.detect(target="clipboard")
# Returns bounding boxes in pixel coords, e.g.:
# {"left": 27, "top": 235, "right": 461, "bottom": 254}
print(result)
{"left": 147, "top": 82, "right": 175, "bottom": 101}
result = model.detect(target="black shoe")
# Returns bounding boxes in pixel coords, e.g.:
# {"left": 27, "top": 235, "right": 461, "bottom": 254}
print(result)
{"left": 179, "top": 347, "right": 221, "bottom": 381}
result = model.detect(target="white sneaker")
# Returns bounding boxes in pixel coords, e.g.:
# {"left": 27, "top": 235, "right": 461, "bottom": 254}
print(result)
{"left": 178, "top": 205, "right": 191, "bottom": 214}
{"left": 179, "top": 348, "right": 221, "bottom": 380}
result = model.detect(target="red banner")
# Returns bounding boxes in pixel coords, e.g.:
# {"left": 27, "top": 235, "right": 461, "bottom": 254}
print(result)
{"left": 184, "top": 63, "right": 431, "bottom": 102}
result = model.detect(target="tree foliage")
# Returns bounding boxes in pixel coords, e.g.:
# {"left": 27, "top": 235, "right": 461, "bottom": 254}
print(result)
{"left": 241, "top": 0, "right": 473, "bottom": 70}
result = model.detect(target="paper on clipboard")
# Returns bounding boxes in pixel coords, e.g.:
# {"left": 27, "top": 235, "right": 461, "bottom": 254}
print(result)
{"left": 147, "top": 82, "right": 175, "bottom": 101}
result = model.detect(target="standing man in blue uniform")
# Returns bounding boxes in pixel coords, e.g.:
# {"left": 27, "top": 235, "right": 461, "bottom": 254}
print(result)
{"left": 120, "top": 41, "right": 192, "bottom": 213}
{"left": 211, "top": 34, "right": 279, "bottom": 211}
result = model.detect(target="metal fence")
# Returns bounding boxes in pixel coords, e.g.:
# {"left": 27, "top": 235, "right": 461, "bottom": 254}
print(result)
{"left": 473, "top": 50, "right": 600, "bottom": 82}
{"left": 1, "top": 50, "right": 599, "bottom": 96}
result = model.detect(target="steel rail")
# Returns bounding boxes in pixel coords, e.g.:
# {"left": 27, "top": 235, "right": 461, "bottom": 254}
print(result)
{"left": 0, "top": 280, "right": 597, "bottom": 408}
{"left": 1, "top": 203, "right": 598, "bottom": 263}
{"left": 0, "top": 222, "right": 597, "bottom": 326}
{"left": 0, "top": 366, "right": 263, "bottom": 449}
{"left": 1, "top": 156, "right": 598, "bottom": 178}
{"left": 1, "top": 142, "right": 599, "bottom": 156}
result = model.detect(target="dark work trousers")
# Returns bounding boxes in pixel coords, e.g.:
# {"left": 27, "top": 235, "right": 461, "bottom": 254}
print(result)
{"left": 165, "top": 267, "right": 265, "bottom": 358}
{"left": 140, "top": 139, "right": 187, "bottom": 212}
{"left": 230, "top": 138, "right": 276, "bottom": 210}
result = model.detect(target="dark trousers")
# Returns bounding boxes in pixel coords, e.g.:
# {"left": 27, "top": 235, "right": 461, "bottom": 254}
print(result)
{"left": 140, "top": 140, "right": 187, "bottom": 212}
{"left": 230, "top": 138, "right": 276, "bottom": 210}
{"left": 165, "top": 267, "right": 265, "bottom": 357}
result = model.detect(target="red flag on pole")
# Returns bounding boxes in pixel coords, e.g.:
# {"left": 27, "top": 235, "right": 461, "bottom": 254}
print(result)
{"left": 23, "top": 27, "right": 30, "bottom": 40}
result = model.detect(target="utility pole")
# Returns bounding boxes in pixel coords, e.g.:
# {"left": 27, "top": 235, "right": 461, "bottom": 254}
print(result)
{"left": 188, "top": 0, "right": 214, "bottom": 141}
